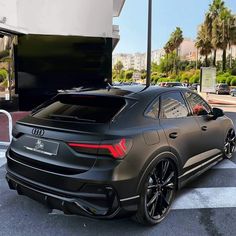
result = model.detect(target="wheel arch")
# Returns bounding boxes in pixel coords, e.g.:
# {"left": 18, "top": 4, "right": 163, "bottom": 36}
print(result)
{"left": 136, "top": 151, "right": 181, "bottom": 194}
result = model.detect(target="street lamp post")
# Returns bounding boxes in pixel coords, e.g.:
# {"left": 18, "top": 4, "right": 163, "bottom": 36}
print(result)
{"left": 146, "top": 0, "right": 152, "bottom": 87}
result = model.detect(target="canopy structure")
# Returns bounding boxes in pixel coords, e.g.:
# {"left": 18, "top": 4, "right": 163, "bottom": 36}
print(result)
{"left": 0, "top": 0, "right": 126, "bottom": 110}
{"left": 0, "top": 0, "right": 125, "bottom": 38}
{"left": 113, "top": 0, "right": 125, "bottom": 17}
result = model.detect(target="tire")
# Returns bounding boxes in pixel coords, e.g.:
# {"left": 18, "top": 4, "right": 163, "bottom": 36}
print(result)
{"left": 134, "top": 158, "right": 177, "bottom": 225}
{"left": 223, "top": 129, "right": 236, "bottom": 159}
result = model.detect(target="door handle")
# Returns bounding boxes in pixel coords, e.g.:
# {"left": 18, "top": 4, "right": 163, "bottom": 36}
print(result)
{"left": 201, "top": 126, "right": 208, "bottom": 131}
{"left": 169, "top": 132, "right": 178, "bottom": 139}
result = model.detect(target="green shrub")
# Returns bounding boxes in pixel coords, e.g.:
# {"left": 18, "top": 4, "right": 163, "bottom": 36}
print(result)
{"left": 125, "top": 70, "right": 133, "bottom": 80}
{"left": 217, "top": 75, "right": 227, "bottom": 83}
{"left": 141, "top": 72, "right": 147, "bottom": 80}
{"left": 189, "top": 74, "right": 200, "bottom": 84}
{"left": 231, "top": 77, "right": 236, "bottom": 86}
{"left": 231, "top": 68, "right": 236, "bottom": 76}
{"left": 226, "top": 76, "right": 236, "bottom": 85}
{"left": 151, "top": 75, "right": 159, "bottom": 84}
{"left": 181, "top": 69, "right": 199, "bottom": 83}
{"left": 0, "top": 69, "right": 8, "bottom": 83}
{"left": 0, "top": 78, "right": 8, "bottom": 88}
{"left": 158, "top": 78, "right": 171, "bottom": 82}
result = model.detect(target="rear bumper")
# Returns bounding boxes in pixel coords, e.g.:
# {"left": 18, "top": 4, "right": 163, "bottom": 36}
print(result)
{"left": 5, "top": 150, "right": 140, "bottom": 219}
{"left": 217, "top": 90, "right": 230, "bottom": 94}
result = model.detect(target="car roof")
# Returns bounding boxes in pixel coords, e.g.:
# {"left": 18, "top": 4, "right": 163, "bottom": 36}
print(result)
{"left": 61, "top": 85, "right": 191, "bottom": 101}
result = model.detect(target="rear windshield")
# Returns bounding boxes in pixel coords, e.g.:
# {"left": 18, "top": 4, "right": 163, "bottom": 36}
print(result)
{"left": 219, "top": 84, "right": 229, "bottom": 88}
{"left": 33, "top": 94, "right": 126, "bottom": 123}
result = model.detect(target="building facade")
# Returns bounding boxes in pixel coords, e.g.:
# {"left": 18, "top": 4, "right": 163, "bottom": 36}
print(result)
{"left": 0, "top": 0, "right": 125, "bottom": 110}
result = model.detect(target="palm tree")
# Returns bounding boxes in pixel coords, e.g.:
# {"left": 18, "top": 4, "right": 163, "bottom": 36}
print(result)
{"left": 212, "top": 8, "right": 233, "bottom": 71}
{"left": 164, "top": 41, "right": 173, "bottom": 75}
{"left": 172, "top": 27, "right": 183, "bottom": 74}
{"left": 114, "top": 61, "right": 124, "bottom": 78}
{"left": 229, "top": 15, "right": 236, "bottom": 68}
{"left": 195, "top": 24, "right": 212, "bottom": 66}
{"left": 205, "top": 0, "right": 226, "bottom": 66}
{"left": 171, "top": 27, "right": 184, "bottom": 54}
{"left": 166, "top": 27, "right": 183, "bottom": 74}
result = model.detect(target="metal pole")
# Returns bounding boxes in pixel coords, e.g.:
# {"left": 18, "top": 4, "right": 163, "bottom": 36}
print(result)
{"left": 146, "top": 0, "right": 152, "bottom": 87}
{"left": 0, "top": 109, "right": 13, "bottom": 146}
{"left": 196, "top": 48, "right": 198, "bottom": 70}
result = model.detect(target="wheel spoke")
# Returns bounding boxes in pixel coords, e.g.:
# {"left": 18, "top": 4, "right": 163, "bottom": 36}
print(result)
{"left": 147, "top": 192, "right": 159, "bottom": 207}
{"left": 162, "top": 161, "right": 169, "bottom": 180}
{"left": 152, "top": 170, "right": 159, "bottom": 183}
{"left": 160, "top": 192, "right": 169, "bottom": 207}
{"left": 225, "top": 143, "right": 229, "bottom": 153}
{"left": 147, "top": 184, "right": 158, "bottom": 189}
{"left": 165, "top": 182, "right": 174, "bottom": 189}
{"left": 162, "top": 171, "right": 175, "bottom": 186}
{"left": 149, "top": 197, "right": 158, "bottom": 217}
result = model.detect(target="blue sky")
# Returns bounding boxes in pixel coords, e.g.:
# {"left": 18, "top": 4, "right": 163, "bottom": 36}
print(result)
{"left": 113, "top": 0, "right": 236, "bottom": 53}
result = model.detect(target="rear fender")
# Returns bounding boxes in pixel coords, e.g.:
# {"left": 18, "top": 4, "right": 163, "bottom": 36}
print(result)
{"left": 136, "top": 151, "right": 181, "bottom": 194}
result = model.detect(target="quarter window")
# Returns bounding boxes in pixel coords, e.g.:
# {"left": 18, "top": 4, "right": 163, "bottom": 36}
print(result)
{"left": 160, "top": 92, "right": 188, "bottom": 119}
{"left": 184, "top": 92, "right": 211, "bottom": 116}
{"left": 145, "top": 98, "right": 160, "bottom": 119}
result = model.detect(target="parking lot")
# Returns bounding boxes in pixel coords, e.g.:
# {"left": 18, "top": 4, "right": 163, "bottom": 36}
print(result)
{"left": 0, "top": 104, "right": 236, "bottom": 236}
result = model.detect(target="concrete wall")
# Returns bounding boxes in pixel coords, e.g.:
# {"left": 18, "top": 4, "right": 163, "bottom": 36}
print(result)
{"left": 17, "top": 0, "right": 113, "bottom": 37}
{"left": 0, "top": 0, "right": 17, "bottom": 27}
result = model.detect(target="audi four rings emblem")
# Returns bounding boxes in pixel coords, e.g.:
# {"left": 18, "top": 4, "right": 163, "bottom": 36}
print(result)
{"left": 32, "top": 128, "right": 45, "bottom": 136}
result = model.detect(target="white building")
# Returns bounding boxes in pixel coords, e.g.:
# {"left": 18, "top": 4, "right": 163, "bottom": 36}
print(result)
{"left": 179, "top": 38, "right": 197, "bottom": 61}
{"left": 214, "top": 46, "right": 236, "bottom": 62}
{"left": 152, "top": 49, "right": 165, "bottom": 65}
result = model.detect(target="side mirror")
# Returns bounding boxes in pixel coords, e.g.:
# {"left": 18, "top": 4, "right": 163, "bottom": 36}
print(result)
{"left": 211, "top": 107, "right": 224, "bottom": 119}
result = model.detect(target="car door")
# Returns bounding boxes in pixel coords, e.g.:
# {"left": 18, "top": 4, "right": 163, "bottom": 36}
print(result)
{"left": 183, "top": 91, "right": 224, "bottom": 156}
{"left": 159, "top": 91, "right": 203, "bottom": 172}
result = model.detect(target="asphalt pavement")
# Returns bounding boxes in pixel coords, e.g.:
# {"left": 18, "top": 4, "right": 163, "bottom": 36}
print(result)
{"left": 0, "top": 105, "right": 236, "bottom": 236}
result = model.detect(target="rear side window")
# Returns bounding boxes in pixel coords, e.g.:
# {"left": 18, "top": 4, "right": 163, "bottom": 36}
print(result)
{"left": 160, "top": 92, "right": 188, "bottom": 119}
{"left": 33, "top": 94, "right": 126, "bottom": 123}
{"left": 219, "top": 84, "right": 229, "bottom": 89}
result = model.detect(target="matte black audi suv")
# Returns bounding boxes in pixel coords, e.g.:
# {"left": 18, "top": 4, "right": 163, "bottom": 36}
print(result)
{"left": 5, "top": 86, "right": 236, "bottom": 225}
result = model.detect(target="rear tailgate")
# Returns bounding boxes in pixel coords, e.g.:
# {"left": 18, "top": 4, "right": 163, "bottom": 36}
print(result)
{"left": 9, "top": 94, "right": 127, "bottom": 175}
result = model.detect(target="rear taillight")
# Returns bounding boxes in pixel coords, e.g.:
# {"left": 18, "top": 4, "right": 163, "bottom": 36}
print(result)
{"left": 68, "top": 138, "right": 131, "bottom": 159}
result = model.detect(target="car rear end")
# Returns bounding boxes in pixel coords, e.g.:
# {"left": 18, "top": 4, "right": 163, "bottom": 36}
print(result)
{"left": 5, "top": 92, "right": 139, "bottom": 218}
{"left": 217, "top": 84, "right": 230, "bottom": 94}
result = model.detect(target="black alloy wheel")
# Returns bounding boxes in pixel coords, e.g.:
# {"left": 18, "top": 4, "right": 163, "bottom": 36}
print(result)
{"left": 135, "top": 158, "right": 177, "bottom": 225}
{"left": 224, "top": 129, "right": 236, "bottom": 159}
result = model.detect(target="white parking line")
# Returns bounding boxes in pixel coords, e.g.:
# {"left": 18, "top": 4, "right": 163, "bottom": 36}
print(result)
{"left": 0, "top": 149, "right": 6, "bottom": 167}
{"left": 172, "top": 187, "right": 236, "bottom": 210}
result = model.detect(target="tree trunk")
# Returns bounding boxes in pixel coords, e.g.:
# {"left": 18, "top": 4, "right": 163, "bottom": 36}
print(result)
{"left": 176, "top": 48, "right": 179, "bottom": 75}
{"left": 222, "top": 49, "right": 227, "bottom": 72}
{"left": 213, "top": 49, "right": 216, "bottom": 67}
{"left": 205, "top": 55, "right": 208, "bottom": 67}
{"left": 173, "top": 51, "right": 176, "bottom": 75}
{"left": 166, "top": 53, "right": 169, "bottom": 76}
